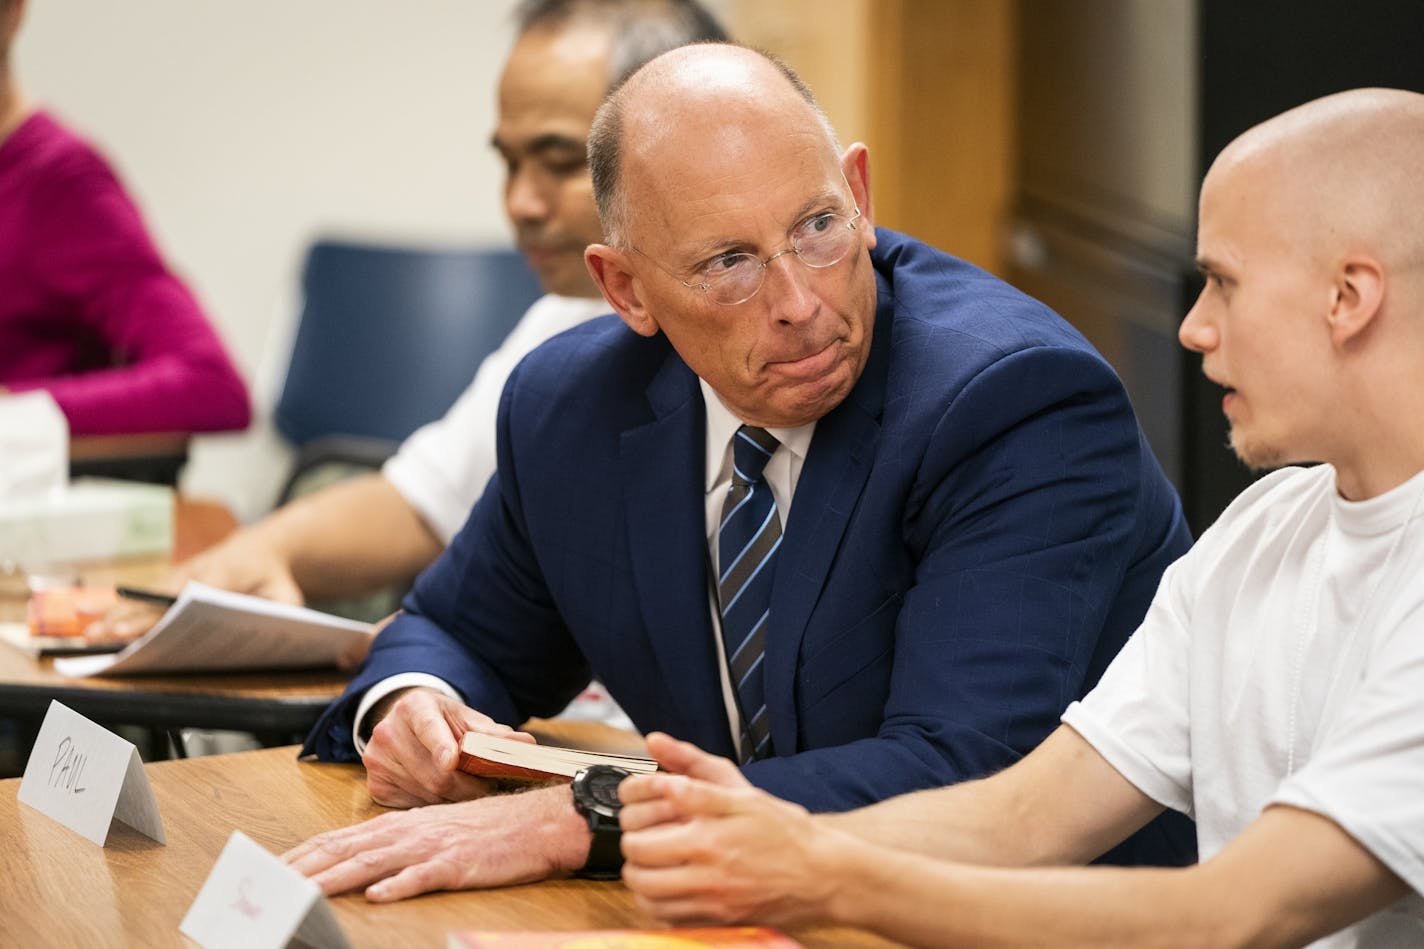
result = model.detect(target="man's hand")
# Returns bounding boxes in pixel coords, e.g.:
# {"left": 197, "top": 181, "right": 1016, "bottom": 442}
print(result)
{"left": 82, "top": 592, "right": 175, "bottom": 644}
{"left": 362, "top": 687, "right": 537, "bottom": 807}
{"left": 616, "top": 731, "right": 748, "bottom": 830}
{"left": 619, "top": 732, "right": 852, "bottom": 926}
{"left": 83, "top": 529, "right": 303, "bottom": 643}
{"left": 282, "top": 783, "right": 592, "bottom": 902}
{"left": 172, "top": 528, "right": 307, "bottom": 603}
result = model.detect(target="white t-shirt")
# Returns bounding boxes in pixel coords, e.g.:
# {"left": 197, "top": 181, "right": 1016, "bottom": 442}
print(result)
{"left": 1065, "top": 464, "right": 1424, "bottom": 946}
{"left": 382, "top": 293, "right": 613, "bottom": 543}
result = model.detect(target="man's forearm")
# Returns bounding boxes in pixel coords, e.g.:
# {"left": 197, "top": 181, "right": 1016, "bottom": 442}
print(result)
{"left": 818, "top": 727, "right": 1163, "bottom": 868}
{"left": 817, "top": 803, "right": 1406, "bottom": 949}
{"left": 821, "top": 843, "right": 1229, "bottom": 949}
{"left": 251, "top": 473, "right": 444, "bottom": 600}
{"left": 817, "top": 779, "right": 1042, "bottom": 866}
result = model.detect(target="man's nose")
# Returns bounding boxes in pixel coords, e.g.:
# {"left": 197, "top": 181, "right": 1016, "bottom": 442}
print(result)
{"left": 1178, "top": 290, "right": 1218, "bottom": 354}
{"left": 766, "top": 253, "right": 818, "bottom": 325}
{"left": 506, "top": 169, "right": 550, "bottom": 223}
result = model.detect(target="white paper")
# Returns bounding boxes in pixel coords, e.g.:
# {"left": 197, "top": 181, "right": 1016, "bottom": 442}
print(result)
{"left": 16, "top": 700, "right": 165, "bottom": 846}
{"left": 180, "top": 830, "right": 350, "bottom": 949}
{"left": 54, "top": 581, "right": 373, "bottom": 678}
{"left": 0, "top": 391, "right": 66, "bottom": 502}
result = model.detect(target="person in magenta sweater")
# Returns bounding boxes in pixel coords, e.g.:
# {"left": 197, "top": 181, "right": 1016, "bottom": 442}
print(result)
{"left": 0, "top": 0, "right": 249, "bottom": 437}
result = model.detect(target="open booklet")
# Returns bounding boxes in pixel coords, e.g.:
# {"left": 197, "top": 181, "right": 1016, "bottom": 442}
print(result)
{"left": 53, "top": 581, "right": 374, "bottom": 677}
{"left": 457, "top": 731, "right": 657, "bottom": 783}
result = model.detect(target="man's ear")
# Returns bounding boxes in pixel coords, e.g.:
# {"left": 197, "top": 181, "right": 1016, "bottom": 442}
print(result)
{"left": 585, "top": 244, "right": 659, "bottom": 337}
{"left": 840, "top": 143, "right": 875, "bottom": 250}
{"left": 1327, "top": 255, "right": 1384, "bottom": 348}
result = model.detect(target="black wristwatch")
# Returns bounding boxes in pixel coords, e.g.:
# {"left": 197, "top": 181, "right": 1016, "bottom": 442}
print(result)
{"left": 570, "top": 764, "right": 631, "bottom": 879}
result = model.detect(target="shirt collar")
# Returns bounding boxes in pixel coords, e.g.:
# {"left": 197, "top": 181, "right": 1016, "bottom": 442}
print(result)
{"left": 699, "top": 378, "right": 815, "bottom": 493}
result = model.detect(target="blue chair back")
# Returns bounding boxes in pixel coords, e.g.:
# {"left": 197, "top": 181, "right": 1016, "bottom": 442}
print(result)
{"left": 274, "top": 240, "right": 543, "bottom": 448}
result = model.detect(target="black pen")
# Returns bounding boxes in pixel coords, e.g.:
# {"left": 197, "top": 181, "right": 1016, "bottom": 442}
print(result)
{"left": 114, "top": 586, "right": 178, "bottom": 608}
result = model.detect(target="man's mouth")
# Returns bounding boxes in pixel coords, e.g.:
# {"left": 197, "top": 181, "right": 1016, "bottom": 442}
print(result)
{"left": 520, "top": 243, "right": 566, "bottom": 267}
{"left": 767, "top": 340, "right": 839, "bottom": 379}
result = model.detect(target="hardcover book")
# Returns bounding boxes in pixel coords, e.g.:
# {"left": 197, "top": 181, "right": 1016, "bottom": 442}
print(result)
{"left": 455, "top": 731, "right": 657, "bottom": 783}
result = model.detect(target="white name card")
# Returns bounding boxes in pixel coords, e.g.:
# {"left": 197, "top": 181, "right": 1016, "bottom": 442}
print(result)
{"left": 180, "top": 831, "right": 350, "bottom": 949}
{"left": 16, "top": 700, "right": 165, "bottom": 846}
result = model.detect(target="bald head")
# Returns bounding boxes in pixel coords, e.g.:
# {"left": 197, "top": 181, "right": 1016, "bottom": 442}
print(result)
{"left": 588, "top": 43, "right": 840, "bottom": 245}
{"left": 1182, "top": 89, "right": 1424, "bottom": 493}
{"left": 581, "top": 42, "right": 877, "bottom": 429}
{"left": 1208, "top": 88, "right": 1424, "bottom": 272}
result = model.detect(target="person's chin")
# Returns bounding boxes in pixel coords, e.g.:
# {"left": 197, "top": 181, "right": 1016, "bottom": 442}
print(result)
{"left": 1229, "top": 429, "right": 1287, "bottom": 472}
{"left": 766, "top": 364, "right": 856, "bottom": 426}
{"left": 535, "top": 261, "right": 589, "bottom": 298}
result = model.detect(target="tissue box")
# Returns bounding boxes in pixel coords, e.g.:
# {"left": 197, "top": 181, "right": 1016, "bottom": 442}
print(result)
{"left": 0, "top": 479, "right": 175, "bottom": 565}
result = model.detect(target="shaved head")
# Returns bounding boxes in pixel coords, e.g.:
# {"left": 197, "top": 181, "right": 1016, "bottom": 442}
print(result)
{"left": 1183, "top": 88, "right": 1424, "bottom": 498}
{"left": 1209, "top": 88, "right": 1424, "bottom": 273}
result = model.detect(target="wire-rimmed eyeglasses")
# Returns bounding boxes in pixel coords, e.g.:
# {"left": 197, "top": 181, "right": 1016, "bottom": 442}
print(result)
{"left": 630, "top": 206, "right": 862, "bottom": 306}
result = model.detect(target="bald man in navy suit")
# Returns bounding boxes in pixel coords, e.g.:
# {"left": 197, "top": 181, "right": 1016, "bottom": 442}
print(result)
{"left": 289, "top": 43, "right": 1192, "bottom": 901}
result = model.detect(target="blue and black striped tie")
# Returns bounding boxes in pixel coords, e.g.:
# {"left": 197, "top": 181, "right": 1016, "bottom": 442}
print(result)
{"left": 717, "top": 425, "right": 781, "bottom": 763}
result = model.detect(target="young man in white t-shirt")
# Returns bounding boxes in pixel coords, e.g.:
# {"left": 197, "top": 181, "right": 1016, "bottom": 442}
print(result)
{"left": 614, "top": 87, "right": 1424, "bottom": 948}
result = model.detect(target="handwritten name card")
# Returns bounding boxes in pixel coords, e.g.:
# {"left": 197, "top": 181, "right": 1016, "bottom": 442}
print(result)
{"left": 16, "top": 700, "right": 165, "bottom": 846}
{"left": 181, "top": 831, "right": 350, "bottom": 949}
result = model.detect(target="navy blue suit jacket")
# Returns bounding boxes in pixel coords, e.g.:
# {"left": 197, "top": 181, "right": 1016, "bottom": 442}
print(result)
{"left": 304, "top": 230, "right": 1193, "bottom": 858}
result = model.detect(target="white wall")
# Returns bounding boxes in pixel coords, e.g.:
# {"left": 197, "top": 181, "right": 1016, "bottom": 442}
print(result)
{"left": 15, "top": 1, "right": 522, "bottom": 519}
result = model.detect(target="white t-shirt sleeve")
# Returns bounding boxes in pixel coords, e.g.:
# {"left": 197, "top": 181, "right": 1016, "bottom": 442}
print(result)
{"left": 381, "top": 294, "right": 611, "bottom": 543}
{"left": 1062, "top": 552, "right": 1198, "bottom": 816}
{"left": 1271, "top": 598, "right": 1424, "bottom": 897}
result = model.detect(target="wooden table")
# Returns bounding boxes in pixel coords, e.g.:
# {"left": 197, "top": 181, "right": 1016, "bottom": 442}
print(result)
{"left": 0, "top": 646, "right": 349, "bottom": 733}
{"left": 0, "top": 497, "right": 347, "bottom": 735}
{"left": 0, "top": 723, "right": 891, "bottom": 948}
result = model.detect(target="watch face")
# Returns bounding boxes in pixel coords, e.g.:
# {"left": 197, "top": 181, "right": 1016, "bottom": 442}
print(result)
{"left": 575, "top": 764, "right": 631, "bottom": 818}
{"left": 585, "top": 767, "right": 627, "bottom": 809}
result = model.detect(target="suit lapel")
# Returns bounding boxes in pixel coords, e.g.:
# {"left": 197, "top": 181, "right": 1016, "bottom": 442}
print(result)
{"left": 621, "top": 348, "right": 735, "bottom": 757}
{"left": 764, "top": 301, "right": 892, "bottom": 755}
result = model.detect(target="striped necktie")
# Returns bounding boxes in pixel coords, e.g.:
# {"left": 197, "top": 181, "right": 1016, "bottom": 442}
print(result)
{"left": 717, "top": 424, "right": 781, "bottom": 762}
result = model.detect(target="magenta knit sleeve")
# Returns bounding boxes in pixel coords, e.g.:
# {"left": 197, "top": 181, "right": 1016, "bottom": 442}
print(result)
{"left": 11, "top": 146, "right": 251, "bottom": 436}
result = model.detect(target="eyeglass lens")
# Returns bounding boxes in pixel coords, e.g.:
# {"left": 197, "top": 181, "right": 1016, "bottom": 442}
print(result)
{"left": 700, "top": 211, "right": 859, "bottom": 305}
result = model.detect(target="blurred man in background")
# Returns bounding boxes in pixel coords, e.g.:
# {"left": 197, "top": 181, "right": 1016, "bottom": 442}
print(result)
{"left": 90, "top": 0, "right": 727, "bottom": 641}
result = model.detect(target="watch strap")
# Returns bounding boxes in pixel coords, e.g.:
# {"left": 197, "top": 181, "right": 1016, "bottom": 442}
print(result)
{"left": 577, "top": 821, "right": 623, "bottom": 880}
